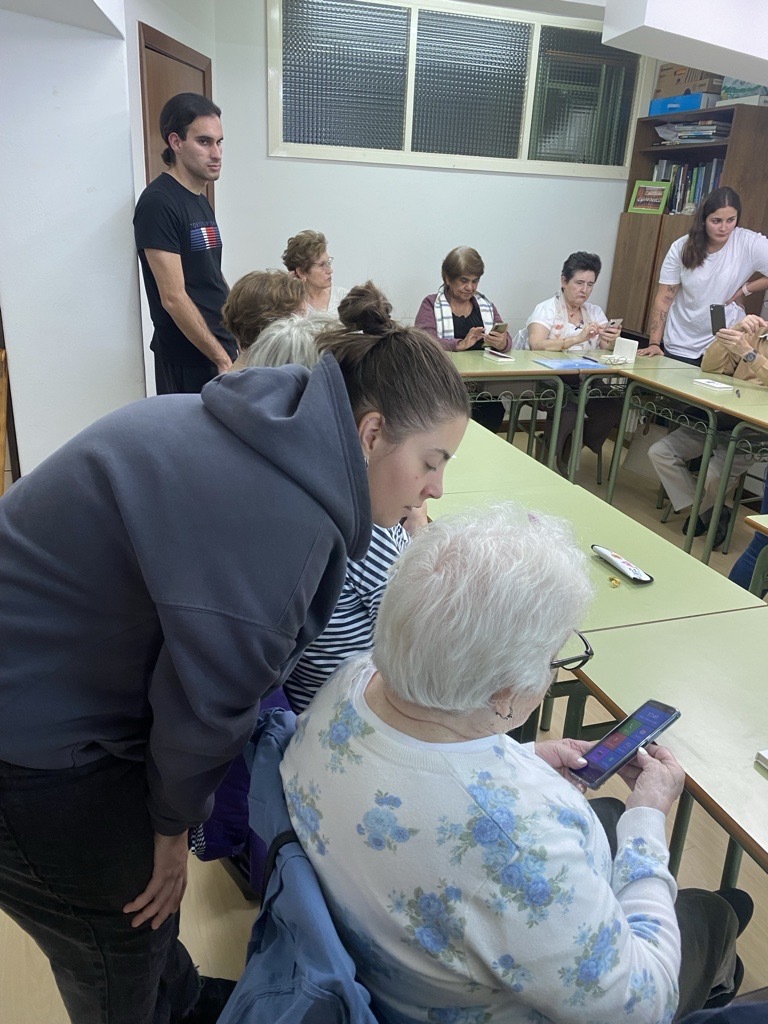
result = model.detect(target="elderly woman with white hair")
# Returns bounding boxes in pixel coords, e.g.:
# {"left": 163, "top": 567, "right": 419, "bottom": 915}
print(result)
{"left": 281, "top": 504, "right": 746, "bottom": 1023}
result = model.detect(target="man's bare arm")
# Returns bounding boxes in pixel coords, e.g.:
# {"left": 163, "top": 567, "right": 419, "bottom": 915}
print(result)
{"left": 145, "top": 249, "right": 233, "bottom": 373}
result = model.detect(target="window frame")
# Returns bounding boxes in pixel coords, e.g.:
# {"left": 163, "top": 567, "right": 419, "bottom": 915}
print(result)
{"left": 267, "top": 0, "right": 655, "bottom": 179}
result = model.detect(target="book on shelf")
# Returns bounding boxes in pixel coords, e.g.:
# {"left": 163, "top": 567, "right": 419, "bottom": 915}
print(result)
{"left": 651, "top": 156, "right": 724, "bottom": 212}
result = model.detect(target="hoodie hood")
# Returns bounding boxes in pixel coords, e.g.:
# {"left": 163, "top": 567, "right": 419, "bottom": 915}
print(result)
{"left": 201, "top": 353, "right": 371, "bottom": 561}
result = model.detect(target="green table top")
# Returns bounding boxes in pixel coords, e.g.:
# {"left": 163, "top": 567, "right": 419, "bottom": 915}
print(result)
{"left": 437, "top": 424, "right": 764, "bottom": 631}
{"left": 615, "top": 355, "right": 694, "bottom": 372}
{"left": 623, "top": 362, "right": 768, "bottom": 411}
{"left": 744, "top": 513, "right": 768, "bottom": 537}
{"left": 451, "top": 350, "right": 581, "bottom": 378}
{"left": 576, "top": 608, "right": 768, "bottom": 873}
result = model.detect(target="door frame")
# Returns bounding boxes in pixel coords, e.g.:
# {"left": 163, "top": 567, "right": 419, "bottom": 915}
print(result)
{"left": 137, "top": 23, "right": 214, "bottom": 197}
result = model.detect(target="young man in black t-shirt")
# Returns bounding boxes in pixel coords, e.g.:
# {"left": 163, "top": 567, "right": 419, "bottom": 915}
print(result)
{"left": 134, "top": 93, "right": 237, "bottom": 394}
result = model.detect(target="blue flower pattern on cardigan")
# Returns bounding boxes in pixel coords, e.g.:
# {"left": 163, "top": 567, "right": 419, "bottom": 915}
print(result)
{"left": 356, "top": 791, "right": 419, "bottom": 851}
{"left": 436, "top": 771, "right": 573, "bottom": 926}
{"left": 318, "top": 696, "right": 374, "bottom": 773}
{"left": 279, "top": 662, "right": 682, "bottom": 1024}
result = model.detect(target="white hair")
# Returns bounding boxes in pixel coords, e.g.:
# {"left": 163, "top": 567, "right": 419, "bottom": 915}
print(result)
{"left": 372, "top": 503, "right": 594, "bottom": 713}
{"left": 241, "top": 313, "right": 336, "bottom": 370}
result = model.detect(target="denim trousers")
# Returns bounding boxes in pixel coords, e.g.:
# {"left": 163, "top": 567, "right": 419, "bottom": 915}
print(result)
{"left": 0, "top": 753, "right": 200, "bottom": 1024}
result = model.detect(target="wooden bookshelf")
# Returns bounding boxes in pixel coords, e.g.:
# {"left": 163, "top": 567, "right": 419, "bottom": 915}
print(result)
{"left": 607, "top": 103, "right": 768, "bottom": 334}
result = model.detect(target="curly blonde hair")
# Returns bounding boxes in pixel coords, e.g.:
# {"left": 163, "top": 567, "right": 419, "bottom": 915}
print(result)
{"left": 221, "top": 270, "right": 305, "bottom": 351}
{"left": 282, "top": 230, "right": 328, "bottom": 274}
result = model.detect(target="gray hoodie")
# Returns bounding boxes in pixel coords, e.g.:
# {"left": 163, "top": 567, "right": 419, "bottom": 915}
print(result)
{"left": 0, "top": 354, "right": 370, "bottom": 833}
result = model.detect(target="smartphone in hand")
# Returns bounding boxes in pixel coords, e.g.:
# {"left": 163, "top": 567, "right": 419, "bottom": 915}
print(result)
{"left": 569, "top": 699, "right": 680, "bottom": 790}
{"left": 608, "top": 318, "right": 623, "bottom": 329}
{"left": 490, "top": 322, "right": 509, "bottom": 335}
{"left": 710, "top": 304, "right": 726, "bottom": 335}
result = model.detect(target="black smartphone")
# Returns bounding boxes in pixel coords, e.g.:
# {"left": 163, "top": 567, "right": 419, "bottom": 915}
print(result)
{"left": 710, "top": 304, "right": 726, "bottom": 335}
{"left": 569, "top": 699, "right": 680, "bottom": 790}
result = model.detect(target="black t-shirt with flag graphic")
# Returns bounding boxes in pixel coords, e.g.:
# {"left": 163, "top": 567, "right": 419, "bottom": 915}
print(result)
{"left": 134, "top": 172, "right": 237, "bottom": 366}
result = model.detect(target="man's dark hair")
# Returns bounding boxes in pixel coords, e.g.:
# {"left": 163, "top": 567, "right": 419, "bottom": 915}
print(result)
{"left": 159, "top": 93, "right": 221, "bottom": 167}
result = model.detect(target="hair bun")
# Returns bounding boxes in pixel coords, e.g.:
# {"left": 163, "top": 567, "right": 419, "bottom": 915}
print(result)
{"left": 338, "top": 281, "right": 394, "bottom": 337}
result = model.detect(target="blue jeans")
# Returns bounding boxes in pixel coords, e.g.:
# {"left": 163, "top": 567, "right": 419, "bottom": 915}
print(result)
{"left": 728, "top": 477, "right": 768, "bottom": 592}
{"left": 0, "top": 754, "right": 200, "bottom": 1024}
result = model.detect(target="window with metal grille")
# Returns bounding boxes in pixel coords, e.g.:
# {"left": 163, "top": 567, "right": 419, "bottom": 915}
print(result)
{"left": 269, "top": 0, "right": 646, "bottom": 178}
{"left": 528, "top": 27, "right": 638, "bottom": 165}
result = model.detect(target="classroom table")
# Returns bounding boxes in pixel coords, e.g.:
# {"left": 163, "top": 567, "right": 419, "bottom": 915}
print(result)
{"left": 575, "top": 608, "right": 768, "bottom": 882}
{"left": 701, "top": 404, "right": 768, "bottom": 564}
{"left": 441, "top": 424, "right": 765, "bottom": 633}
{"left": 567, "top": 354, "right": 695, "bottom": 480}
{"left": 604, "top": 364, "right": 764, "bottom": 554}
{"left": 450, "top": 350, "right": 581, "bottom": 469}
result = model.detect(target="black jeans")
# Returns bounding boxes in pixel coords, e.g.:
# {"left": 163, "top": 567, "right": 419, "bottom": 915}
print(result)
{"left": 0, "top": 754, "right": 200, "bottom": 1024}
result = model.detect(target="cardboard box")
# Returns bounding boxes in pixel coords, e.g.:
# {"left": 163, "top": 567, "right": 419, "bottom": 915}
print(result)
{"left": 654, "top": 63, "right": 724, "bottom": 99}
{"left": 649, "top": 93, "right": 720, "bottom": 116}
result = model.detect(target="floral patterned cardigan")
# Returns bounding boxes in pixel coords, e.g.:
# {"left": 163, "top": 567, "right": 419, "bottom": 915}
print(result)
{"left": 280, "top": 656, "right": 680, "bottom": 1024}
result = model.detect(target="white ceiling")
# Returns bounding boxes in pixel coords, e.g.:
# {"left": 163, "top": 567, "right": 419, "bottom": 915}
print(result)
{"left": 0, "top": 0, "right": 122, "bottom": 36}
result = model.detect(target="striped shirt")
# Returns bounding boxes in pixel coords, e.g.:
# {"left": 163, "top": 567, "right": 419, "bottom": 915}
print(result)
{"left": 283, "top": 524, "right": 408, "bottom": 713}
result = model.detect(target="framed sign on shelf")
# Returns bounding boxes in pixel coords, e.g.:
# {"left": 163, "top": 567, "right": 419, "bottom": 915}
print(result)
{"left": 628, "top": 180, "right": 671, "bottom": 214}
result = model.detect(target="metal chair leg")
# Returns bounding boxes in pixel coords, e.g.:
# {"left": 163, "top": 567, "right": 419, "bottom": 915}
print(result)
{"left": 595, "top": 448, "right": 603, "bottom": 486}
{"left": 720, "top": 837, "right": 743, "bottom": 889}
{"left": 668, "top": 789, "right": 694, "bottom": 879}
{"left": 721, "top": 472, "right": 746, "bottom": 556}
{"left": 661, "top": 500, "right": 674, "bottom": 524}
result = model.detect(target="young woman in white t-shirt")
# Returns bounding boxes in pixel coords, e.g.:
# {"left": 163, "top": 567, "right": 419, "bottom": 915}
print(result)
{"left": 641, "top": 187, "right": 768, "bottom": 364}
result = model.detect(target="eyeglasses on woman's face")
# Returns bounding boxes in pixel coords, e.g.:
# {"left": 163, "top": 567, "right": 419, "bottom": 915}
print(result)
{"left": 312, "top": 257, "right": 334, "bottom": 270}
{"left": 550, "top": 630, "right": 593, "bottom": 673}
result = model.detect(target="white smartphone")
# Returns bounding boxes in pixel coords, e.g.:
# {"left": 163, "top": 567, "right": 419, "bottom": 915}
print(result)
{"left": 608, "top": 318, "right": 623, "bottom": 328}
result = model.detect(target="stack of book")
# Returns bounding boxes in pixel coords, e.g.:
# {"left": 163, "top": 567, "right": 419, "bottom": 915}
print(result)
{"left": 652, "top": 157, "right": 725, "bottom": 212}
{"left": 654, "top": 121, "right": 730, "bottom": 144}
{"left": 673, "top": 121, "right": 730, "bottom": 142}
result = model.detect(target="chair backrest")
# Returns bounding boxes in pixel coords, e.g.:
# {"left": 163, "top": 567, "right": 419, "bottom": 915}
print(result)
{"left": 216, "top": 709, "right": 379, "bottom": 1024}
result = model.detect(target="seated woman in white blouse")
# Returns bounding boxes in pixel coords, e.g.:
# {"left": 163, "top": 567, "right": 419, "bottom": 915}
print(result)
{"left": 528, "top": 251, "right": 622, "bottom": 474}
{"left": 281, "top": 504, "right": 746, "bottom": 1024}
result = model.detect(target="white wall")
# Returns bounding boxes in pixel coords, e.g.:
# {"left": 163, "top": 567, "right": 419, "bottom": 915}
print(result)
{"left": 213, "top": 0, "right": 628, "bottom": 332}
{"left": 0, "top": 7, "right": 145, "bottom": 472}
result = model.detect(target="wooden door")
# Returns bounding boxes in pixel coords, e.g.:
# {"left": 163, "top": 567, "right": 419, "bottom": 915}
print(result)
{"left": 138, "top": 24, "right": 214, "bottom": 204}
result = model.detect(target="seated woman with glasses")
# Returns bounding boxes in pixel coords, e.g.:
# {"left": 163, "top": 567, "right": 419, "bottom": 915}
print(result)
{"left": 282, "top": 503, "right": 746, "bottom": 1024}
{"left": 282, "top": 229, "right": 348, "bottom": 314}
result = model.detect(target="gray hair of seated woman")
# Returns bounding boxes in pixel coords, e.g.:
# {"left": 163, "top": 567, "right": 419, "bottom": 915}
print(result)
{"left": 372, "top": 503, "right": 594, "bottom": 713}
{"left": 240, "top": 313, "right": 336, "bottom": 370}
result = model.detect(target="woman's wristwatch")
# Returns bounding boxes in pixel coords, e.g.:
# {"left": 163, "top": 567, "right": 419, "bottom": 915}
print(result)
{"left": 743, "top": 349, "right": 757, "bottom": 363}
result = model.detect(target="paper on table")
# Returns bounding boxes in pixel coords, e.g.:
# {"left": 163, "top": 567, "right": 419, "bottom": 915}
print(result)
{"left": 693, "top": 378, "right": 734, "bottom": 391}
{"left": 756, "top": 749, "right": 768, "bottom": 771}
{"left": 533, "top": 357, "right": 600, "bottom": 370}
